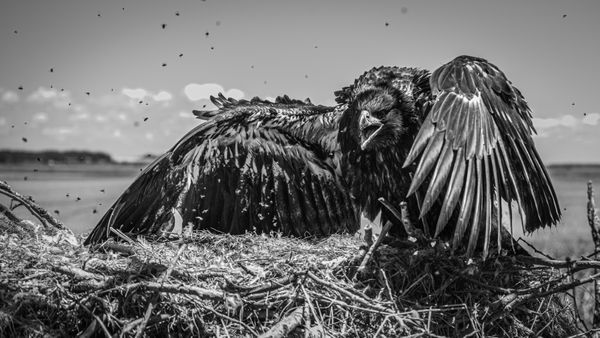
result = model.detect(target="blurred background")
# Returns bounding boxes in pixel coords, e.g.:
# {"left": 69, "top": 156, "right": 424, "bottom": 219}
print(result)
{"left": 0, "top": 0, "right": 599, "bottom": 259}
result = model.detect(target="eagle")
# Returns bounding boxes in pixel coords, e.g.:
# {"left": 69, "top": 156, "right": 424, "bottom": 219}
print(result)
{"left": 336, "top": 55, "right": 560, "bottom": 256}
{"left": 85, "top": 55, "right": 560, "bottom": 258}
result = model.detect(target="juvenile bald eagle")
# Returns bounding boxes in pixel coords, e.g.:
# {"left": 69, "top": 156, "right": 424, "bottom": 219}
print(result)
{"left": 84, "top": 95, "right": 360, "bottom": 245}
{"left": 86, "top": 55, "right": 560, "bottom": 258}
{"left": 336, "top": 55, "right": 560, "bottom": 257}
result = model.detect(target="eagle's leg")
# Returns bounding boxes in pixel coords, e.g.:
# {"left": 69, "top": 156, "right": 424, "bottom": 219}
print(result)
{"left": 378, "top": 197, "right": 426, "bottom": 241}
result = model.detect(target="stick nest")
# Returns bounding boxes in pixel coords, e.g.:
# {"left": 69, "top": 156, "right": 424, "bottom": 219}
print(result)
{"left": 1, "top": 214, "right": 584, "bottom": 337}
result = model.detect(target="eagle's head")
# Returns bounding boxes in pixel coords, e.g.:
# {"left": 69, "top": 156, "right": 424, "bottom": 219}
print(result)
{"left": 339, "top": 83, "right": 419, "bottom": 153}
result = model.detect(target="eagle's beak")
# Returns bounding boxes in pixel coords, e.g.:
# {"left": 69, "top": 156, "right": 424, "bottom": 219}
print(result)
{"left": 359, "top": 110, "right": 383, "bottom": 150}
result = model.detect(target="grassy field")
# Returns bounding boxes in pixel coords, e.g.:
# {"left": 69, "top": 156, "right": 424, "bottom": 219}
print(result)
{"left": 1, "top": 163, "right": 599, "bottom": 259}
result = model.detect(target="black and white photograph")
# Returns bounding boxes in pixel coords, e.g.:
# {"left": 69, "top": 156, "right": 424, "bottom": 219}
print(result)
{"left": 1, "top": 0, "right": 599, "bottom": 336}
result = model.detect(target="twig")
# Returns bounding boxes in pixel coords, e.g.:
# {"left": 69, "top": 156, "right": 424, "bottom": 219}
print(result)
{"left": 380, "top": 269, "right": 399, "bottom": 312}
{"left": 235, "top": 274, "right": 299, "bottom": 296}
{"left": 0, "top": 180, "right": 67, "bottom": 230}
{"left": 121, "top": 314, "right": 171, "bottom": 335}
{"left": 199, "top": 302, "right": 259, "bottom": 337}
{"left": 515, "top": 255, "right": 600, "bottom": 273}
{"left": 587, "top": 180, "right": 600, "bottom": 327}
{"left": 306, "top": 271, "right": 393, "bottom": 313}
{"left": 355, "top": 221, "right": 393, "bottom": 277}
{"left": 106, "top": 281, "right": 225, "bottom": 300}
{"left": 259, "top": 305, "right": 306, "bottom": 338}
{"left": 0, "top": 202, "right": 22, "bottom": 223}
{"left": 74, "top": 300, "right": 112, "bottom": 338}
{"left": 301, "top": 284, "right": 324, "bottom": 333}
{"left": 52, "top": 265, "right": 109, "bottom": 281}
{"left": 96, "top": 242, "right": 136, "bottom": 256}
{"left": 134, "top": 243, "right": 187, "bottom": 338}
{"left": 373, "top": 315, "right": 389, "bottom": 337}
{"left": 309, "top": 291, "right": 393, "bottom": 315}
{"left": 516, "top": 237, "right": 555, "bottom": 259}
{"left": 501, "top": 270, "right": 600, "bottom": 309}
{"left": 378, "top": 198, "right": 423, "bottom": 239}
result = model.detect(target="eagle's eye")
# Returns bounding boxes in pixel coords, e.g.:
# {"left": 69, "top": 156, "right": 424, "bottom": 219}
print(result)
{"left": 371, "top": 109, "right": 387, "bottom": 119}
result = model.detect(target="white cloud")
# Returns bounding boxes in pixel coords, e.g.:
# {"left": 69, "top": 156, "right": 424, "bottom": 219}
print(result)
{"left": 42, "top": 127, "right": 76, "bottom": 136}
{"left": 178, "top": 111, "right": 195, "bottom": 119}
{"left": 0, "top": 117, "right": 6, "bottom": 126}
{"left": 1, "top": 90, "right": 19, "bottom": 103}
{"left": 184, "top": 83, "right": 244, "bottom": 101}
{"left": 26, "top": 87, "right": 71, "bottom": 109}
{"left": 33, "top": 112, "right": 48, "bottom": 122}
{"left": 145, "top": 132, "right": 154, "bottom": 140}
{"left": 153, "top": 91, "right": 172, "bottom": 102}
{"left": 533, "top": 115, "right": 578, "bottom": 130}
{"left": 70, "top": 112, "right": 91, "bottom": 121}
{"left": 122, "top": 88, "right": 149, "bottom": 100}
{"left": 582, "top": 113, "right": 600, "bottom": 126}
{"left": 28, "top": 87, "right": 58, "bottom": 102}
{"left": 226, "top": 88, "right": 245, "bottom": 100}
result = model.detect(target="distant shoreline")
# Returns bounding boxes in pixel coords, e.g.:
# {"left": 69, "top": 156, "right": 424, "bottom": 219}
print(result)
{"left": 0, "top": 149, "right": 158, "bottom": 166}
{"left": 547, "top": 163, "right": 600, "bottom": 169}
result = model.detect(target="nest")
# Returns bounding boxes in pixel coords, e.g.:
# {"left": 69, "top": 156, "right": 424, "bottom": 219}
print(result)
{"left": 0, "top": 210, "right": 588, "bottom": 338}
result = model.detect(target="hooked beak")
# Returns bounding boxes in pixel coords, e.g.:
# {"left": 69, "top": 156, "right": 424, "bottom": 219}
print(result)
{"left": 359, "top": 110, "right": 383, "bottom": 150}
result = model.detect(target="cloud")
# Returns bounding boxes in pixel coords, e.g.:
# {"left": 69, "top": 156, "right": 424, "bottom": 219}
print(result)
{"left": 533, "top": 115, "right": 578, "bottom": 130}
{"left": 33, "top": 112, "right": 48, "bottom": 122}
{"left": 42, "top": 126, "right": 77, "bottom": 137}
{"left": 122, "top": 88, "right": 149, "bottom": 100}
{"left": 27, "top": 87, "right": 58, "bottom": 102}
{"left": 226, "top": 88, "right": 245, "bottom": 100}
{"left": 122, "top": 88, "right": 172, "bottom": 104}
{"left": 1, "top": 90, "right": 19, "bottom": 103}
{"left": 582, "top": 113, "right": 600, "bottom": 126}
{"left": 26, "top": 87, "right": 71, "bottom": 109}
{"left": 70, "top": 111, "right": 91, "bottom": 121}
{"left": 184, "top": 83, "right": 244, "bottom": 101}
{"left": 153, "top": 91, "right": 172, "bottom": 102}
{"left": 178, "top": 111, "right": 195, "bottom": 119}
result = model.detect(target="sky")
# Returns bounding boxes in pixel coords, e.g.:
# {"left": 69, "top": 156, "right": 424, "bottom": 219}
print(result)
{"left": 0, "top": 0, "right": 598, "bottom": 163}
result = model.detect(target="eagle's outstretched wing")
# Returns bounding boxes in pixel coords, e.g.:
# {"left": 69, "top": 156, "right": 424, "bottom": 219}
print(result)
{"left": 84, "top": 95, "right": 359, "bottom": 245}
{"left": 403, "top": 55, "right": 560, "bottom": 257}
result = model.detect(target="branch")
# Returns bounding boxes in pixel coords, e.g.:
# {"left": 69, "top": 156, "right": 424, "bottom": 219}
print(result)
{"left": 0, "top": 180, "right": 68, "bottom": 231}
{"left": 306, "top": 271, "right": 393, "bottom": 313}
{"left": 516, "top": 255, "right": 600, "bottom": 273}
{"left": 587, "top": 180, "right": 600, "bottom": 327}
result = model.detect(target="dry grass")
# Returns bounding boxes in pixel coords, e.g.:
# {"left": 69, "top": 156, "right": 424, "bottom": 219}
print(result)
{"left": 0, "top": 213, "right": 587, "bottom": 337}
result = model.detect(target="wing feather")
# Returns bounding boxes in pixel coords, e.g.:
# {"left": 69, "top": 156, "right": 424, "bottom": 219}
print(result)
{"left": 405, "top": 55, "right": 561, "bottom": 256}
{"left": 453, "top": 159, "right": 476, "bottom": 248}
{"left": 85, "top": 98, "right": 359, "bottom": 244}
{"left": 407, "top": 130, "right": 445, "bottom": 196}
{"left": 466, "top": 159, "right": 483, "bottom": 256}
{"left": 420, "top": 141, "right": 454, "bottom": 217}
{"left": 435, "top": 148, "right": 466, "bottom": 236}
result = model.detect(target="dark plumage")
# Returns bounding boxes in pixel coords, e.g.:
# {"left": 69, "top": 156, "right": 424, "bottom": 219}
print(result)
{"left": 84, "top": 95, "right": 360, "bottom": 245}
{"left": 337, "top": 55, "right": 561, "bottom": 257}
{"left": 86, "top": 55, "right": 560, "bottom": 258}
